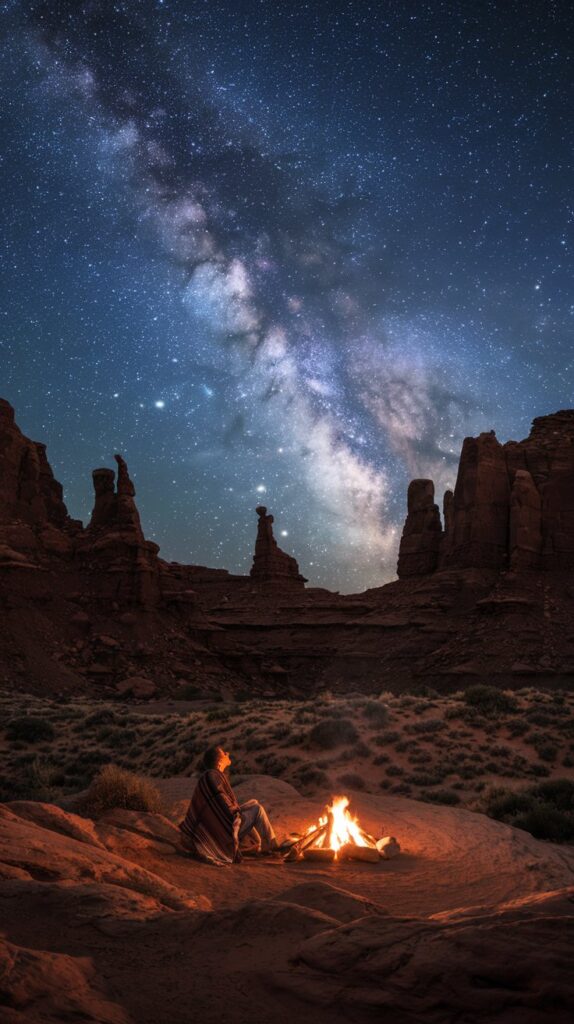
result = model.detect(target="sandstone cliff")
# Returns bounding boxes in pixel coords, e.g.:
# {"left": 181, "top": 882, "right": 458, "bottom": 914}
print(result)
{"left": 398, "top": 412, "right": 574, "bottom": 578}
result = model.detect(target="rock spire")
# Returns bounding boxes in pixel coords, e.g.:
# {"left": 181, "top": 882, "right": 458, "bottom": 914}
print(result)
{"left": 250, "top": 506, "right": 307, "bottom": 584}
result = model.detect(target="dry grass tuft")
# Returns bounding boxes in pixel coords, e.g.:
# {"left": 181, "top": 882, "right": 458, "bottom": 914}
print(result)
{"left": 85, "top": 764, "right": 162, "bottom": 816}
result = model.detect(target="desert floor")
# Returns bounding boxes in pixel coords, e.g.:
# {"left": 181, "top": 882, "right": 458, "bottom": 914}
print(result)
{"left": 1, "top": 686, "right": 573, "bottom": 813}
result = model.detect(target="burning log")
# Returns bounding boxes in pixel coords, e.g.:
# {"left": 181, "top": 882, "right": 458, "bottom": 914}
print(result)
{"left": 283, "top": 823, "right": 328, "bottom": 861}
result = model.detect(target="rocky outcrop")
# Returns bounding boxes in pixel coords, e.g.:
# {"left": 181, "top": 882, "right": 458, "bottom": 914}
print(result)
{"left": 398, "top": 411, "right": 574, "bottom": 577}
{"left": 78, "top": 455, "right": 160, "bottom": 608}
{"left": 250, "top": 506, "right": 307, "bottom": 585}
{"left": 0, "top": 399, "right": 79, "bottom": 565}
{"left": 397, "top": 480, "right": 442, "bottom": 577}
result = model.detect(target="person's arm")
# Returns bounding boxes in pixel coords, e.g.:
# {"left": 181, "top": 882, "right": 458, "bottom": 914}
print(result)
{"left": 207, "top": 770, "right": 241, "bottom": 818}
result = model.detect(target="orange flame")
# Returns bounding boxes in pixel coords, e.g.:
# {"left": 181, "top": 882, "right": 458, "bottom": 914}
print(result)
{"left": 306, "top": 795, "right": 375, "bottom": 857}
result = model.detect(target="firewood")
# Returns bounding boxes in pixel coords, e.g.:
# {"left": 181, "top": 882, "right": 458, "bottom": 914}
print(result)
{"left": 338, "top": 843, "right": 380, "bottom": 863}
{"left": 303, "top": 847, "right": 336, "bottom": 863}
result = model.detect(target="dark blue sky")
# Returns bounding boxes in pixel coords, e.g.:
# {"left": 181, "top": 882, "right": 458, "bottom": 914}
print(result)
{"left": 1, "top": 0, "right": 572, "bottom": 590}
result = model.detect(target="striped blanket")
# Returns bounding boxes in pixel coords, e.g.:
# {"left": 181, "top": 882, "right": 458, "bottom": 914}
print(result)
{"left": 180, "top": 769, "right": 242, "bottom": 866}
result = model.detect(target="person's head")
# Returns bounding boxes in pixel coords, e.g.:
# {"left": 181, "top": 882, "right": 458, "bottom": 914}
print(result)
{"left": 202, "top": 745, "right": 231, "bottom": 772}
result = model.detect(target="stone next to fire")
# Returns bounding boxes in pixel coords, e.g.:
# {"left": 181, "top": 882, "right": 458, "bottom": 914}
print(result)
{"left": 398, "top": 411, "right": 574, "bottom": 577}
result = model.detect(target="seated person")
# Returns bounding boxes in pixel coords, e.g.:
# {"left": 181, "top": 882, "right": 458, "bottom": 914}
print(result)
{"left": 180, "top": 744, "right": 280, "bottom": 865}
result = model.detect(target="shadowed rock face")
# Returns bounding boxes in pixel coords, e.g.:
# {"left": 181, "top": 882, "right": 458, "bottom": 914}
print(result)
{"left": 398, "top": 411, "right": 574, "bottom": 576}
{"left": 250, "top": 506, "right": 307, "bottom": 585}
{"left": 397, "top": 480, "right": 442, "bottom": 577}
{"left": 0, "top": 399, "right": 70, "bottom": 532}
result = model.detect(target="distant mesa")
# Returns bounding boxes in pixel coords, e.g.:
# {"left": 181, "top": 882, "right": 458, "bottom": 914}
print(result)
{"left": 250, "top": 506, "right": 307, "bottom": 585}
{"left": 398, "top": 411, "right": 574, "bottom": 577}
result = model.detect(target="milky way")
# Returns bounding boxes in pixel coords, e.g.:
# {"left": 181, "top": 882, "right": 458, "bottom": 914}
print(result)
{"left": 1, "top": 1, "right": 572, "bottom": 590}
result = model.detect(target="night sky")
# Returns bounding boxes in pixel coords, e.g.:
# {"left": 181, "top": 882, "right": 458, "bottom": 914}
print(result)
{"left": 1, "top": 1, "right": 572, "bottom": 591}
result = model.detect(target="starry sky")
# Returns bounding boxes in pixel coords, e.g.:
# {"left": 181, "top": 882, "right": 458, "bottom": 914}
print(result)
{"left": 1, "top": 1, "right": 572, "bottom": 591}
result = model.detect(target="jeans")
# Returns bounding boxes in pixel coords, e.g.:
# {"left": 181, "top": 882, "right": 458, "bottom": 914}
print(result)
{"left": 238, "top": 799, "right": 276, "bottom": 851}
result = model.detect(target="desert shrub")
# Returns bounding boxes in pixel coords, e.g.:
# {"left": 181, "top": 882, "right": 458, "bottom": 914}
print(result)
{"left": 270, "top": 724, "right": 291, "bottom": 740}
{"left": 308, "top": 718, "right": 359, "bottom": 749}
{"left": 408, "top": 751, "right": 430, "bottom": 765}
{"left": 409, "top": 685, "right": 440, "bottom": 699}
{"left": 407, "top": 718, "right": 445, "bottom": 735}
{"left": 529, "top": 732, "right": 558, "bottom": 763}
{"left": 490, "top": 744, "right": 512, "bottom": 759}
{"left": 85, "top": 764, "right": 162, "bottom": 815}
{"left": 395, "top": 740, "right": 417, "bottom": 753}
{"left": 373, "top": 730, "right": 400, "bottom": 746}
{"left": 506, "top": 719, "right": 529, "bottom": 737}
{"left": 386, "top": 764, "right": 404, "bottom": 777}
{"left": 463, "top": 685, "right": 517, "bottom": 717}
{"left": 362, "top": 701, "right": 389, "bottom": 727}
{"left": 85, "top": 708, "right": 117, "bottom": 727}
{"left": 482, "top": 779, "right": 574, "bottom": 841}
{"left": 20, "top": 755, "right": 61, "bottom": 800}
{"left": 396, "top": 696, "right": 416, "bottom": 708}
{"left": 205, "top": 707, "right": 233, "bottom": 722}
{"left": 255, "top": 754, "right": 290, "bottom": 775}
{"left": 421, "top": 789, "right": 461, "bottom": 806}
{"left": 373, "top": 753, "right": 390, "bottom": 765}
{"left": 562, "top": 754, "right": 574, "bottom": 767}
{"left": 244, "top": 735, "right": 268, "bottom": 752}
{"left": 407, "top": 771, "right": 445, "bottom": 788}
{"left": 6, "top": 717, "right": 55, "bottom": 743}
{"left": 525, "top": 710, "right": 556, "bottom": 727}
{"left": 390, "top": 782, "right": 412, "bottom": 795}
{"left": 337, "top": 772, "right": 366, "bottom": 790}
{"left": 529, "top": 763, "right": 550, "bottom": 778}
{"left": 292, "top": 764, "right": 328, "bottom": 789}
{"left": 536, "top": 743, "right": 557, "bottom": 763}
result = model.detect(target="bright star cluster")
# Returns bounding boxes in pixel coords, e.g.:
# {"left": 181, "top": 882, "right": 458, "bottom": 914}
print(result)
{"left": 0, "top": 1, "right": 572, "bottom": 591}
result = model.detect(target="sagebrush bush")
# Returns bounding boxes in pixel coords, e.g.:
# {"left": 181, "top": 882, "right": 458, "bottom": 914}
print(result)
{"left": 481, "top": 778, "right": 574, "bottom": 842}
{"left": 407, "top": 718, "right": 444, "bottom": 735}
{"left": 463, "top": 685, "right": 517, "bottom": 717}
{"left": 85, "top": 764, "right": 162, "bottom": 815}
{"left": 6, "top": 717, "right": 55, "bottom": 743}
{"left": 337, "top": 771, "right": 366, "bottom": 790}
{"left": 421, "top": 789, "right": 461, "bottom": 806}
{"left": 292, "top": 764, "right": 328, "bottom": 790}
{"left": 308, "top": 718, "right": 359, "bottom": 749}
{"left": 362, "top": 701, "right": 389, "bottom": 727}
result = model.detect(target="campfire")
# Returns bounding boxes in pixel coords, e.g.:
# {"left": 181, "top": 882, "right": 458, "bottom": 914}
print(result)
{"left": 284, "top": 796, "right": 398, "bottom": 863}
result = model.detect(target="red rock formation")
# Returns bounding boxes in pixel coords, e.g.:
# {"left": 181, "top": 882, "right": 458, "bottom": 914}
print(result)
{"left": 250, "top": 506, "right": 307, "bottom": 584}
{"left": 0, "top": 399, "right": 69, "bottom": 531}
{"left": 0, "top": 399, "right": 79, "bottom": 566}
{"left": 398, "top": 411, "right": 574, "bottom": 576}
{"left": 440, "top": 431, "right": 511, "bottom": 570}
{"left": 397, "top": 480, "right": 442, "bottom": 577}
{"left": 79, "top": 455, "right": 160, "bottom": 608}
